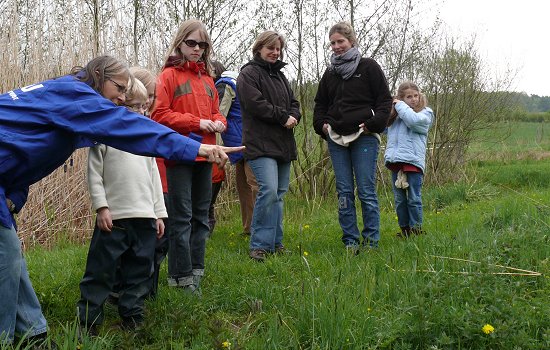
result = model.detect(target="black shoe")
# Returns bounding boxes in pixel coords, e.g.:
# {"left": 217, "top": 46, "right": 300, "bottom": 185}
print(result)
{"left": 78, "top": 324, "right": 99, "bottom": 339}
{"left": 18, "top": 332, "right": 59, "bottom": 350}
{"left": 121, "top": 317, "right": 144, "bottom": 332}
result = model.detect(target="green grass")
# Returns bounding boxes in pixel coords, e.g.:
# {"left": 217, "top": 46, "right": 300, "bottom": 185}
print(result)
{"left": 6, "top": 121, "right": 550, "bottom": 349}
{"left": 14, "top": 175, "right": 549, "bottom": 349}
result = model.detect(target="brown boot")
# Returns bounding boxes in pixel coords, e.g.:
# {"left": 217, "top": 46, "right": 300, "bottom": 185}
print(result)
{"left": 396, "top": 226, "right": 411, "bottom": 238}
{"left": 249, "top": 249, "right": 267, "bottom": 262}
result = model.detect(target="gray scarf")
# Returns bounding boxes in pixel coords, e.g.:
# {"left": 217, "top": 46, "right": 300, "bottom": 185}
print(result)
{"left": 330, "top": 47, "right": 362, "bottom": 80}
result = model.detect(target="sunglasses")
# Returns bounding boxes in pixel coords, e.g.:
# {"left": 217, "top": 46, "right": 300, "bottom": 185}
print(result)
{"left": 184, "top": 39, "right": 209, "bottom": 50}
{"left": 107, "top": 78, "right": 127, "bottom": 94}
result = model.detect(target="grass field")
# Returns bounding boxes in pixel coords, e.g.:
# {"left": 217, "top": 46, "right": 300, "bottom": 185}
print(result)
{"left": 5, "top": 122, "right": 549, "bottom": 349}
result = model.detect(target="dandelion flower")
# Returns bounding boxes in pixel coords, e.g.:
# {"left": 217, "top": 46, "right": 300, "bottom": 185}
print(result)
{"left": 303, "top": 224, "right": 310, "bottom": 229}
{"left": 303, "top": 251, "right": 309, "bottom": 256}
{"left": 482, "top": 324, "right": 494, "bottom": 334}
{"left": 367, "top": 307, "right": 372, "bottom": 312}
{"left": 222, "top": 340, "right": 231, "bottom": 348}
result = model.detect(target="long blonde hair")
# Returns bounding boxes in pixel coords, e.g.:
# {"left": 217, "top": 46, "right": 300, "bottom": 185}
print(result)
{"left": 388, "top": 81, "right": 428, "bottom": 126}
{"left": 164, "top": 19, "right": 214, "bottom": 75}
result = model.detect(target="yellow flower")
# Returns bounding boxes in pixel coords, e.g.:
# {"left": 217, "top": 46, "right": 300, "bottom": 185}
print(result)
{"left": 77, "top": 345, "right": 82, "bottom": 350}
{"left": 303, "top": 224, "right": 310, "bottom": 229}
{"left": 367, "top": 307, "right": 372, "bottom": 312}
{"left": 482, "top": 324, "right": 495, "bottom": 334}
{"left": 303, "top": 251, "right": 309, "bottom": 256}
{"left": 222, "top": 340, "right": 231, "bottom": 348}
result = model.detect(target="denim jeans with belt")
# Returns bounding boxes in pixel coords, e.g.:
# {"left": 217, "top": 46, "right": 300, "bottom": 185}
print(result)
{"left": 248, "top": 157, "right": 291, "bottom": 252}
{"left": 166, "top": 162, "right": 211, "bottom": 285}
{"left": 327, "top": 134, "right": 380, "bottom": 247}
{"left": 0, "top": 224, "right": 47, "bottom": 343}
{"left": 391, "top": 171, "right": 423, "bottom": 228}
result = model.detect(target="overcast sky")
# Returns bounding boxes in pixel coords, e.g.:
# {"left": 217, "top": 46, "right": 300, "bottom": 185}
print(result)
{"left": 436, "top": 0, "right": 548, "bottom": 96}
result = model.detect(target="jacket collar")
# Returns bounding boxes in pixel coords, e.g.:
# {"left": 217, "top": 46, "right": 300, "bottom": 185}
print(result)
{"left": 245, "top": 56, "right": 286, "bottom": 75}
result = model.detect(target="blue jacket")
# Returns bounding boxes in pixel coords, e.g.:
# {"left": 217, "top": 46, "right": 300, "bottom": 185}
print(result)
{"left": 384, "top": 102, "right": 434, "bottom": 172}
{"left": 0, "top": 75, "right": 201, "bottom": 228}
{"left": 216, "top": 75, "right": 243, "bottom": 164}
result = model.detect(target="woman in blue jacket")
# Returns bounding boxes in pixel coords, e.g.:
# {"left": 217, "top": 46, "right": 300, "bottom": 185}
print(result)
{"left": 0, "top": 55, "right": 240, "bottom": 346}
{"left": 384, "top": 81, "right": 434, "bottom": 238}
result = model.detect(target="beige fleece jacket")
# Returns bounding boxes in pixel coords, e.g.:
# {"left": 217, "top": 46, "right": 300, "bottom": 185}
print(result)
{"left": 87, "top": 144, "right": 167, "bottom": 220}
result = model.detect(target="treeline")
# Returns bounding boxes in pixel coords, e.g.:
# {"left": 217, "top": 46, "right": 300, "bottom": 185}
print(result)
{"left": 510, "top": 92, "right": 550, "bottom": 113}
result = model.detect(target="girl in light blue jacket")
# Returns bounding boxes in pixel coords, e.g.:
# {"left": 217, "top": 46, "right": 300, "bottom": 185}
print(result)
{"left": 384, "top": 81, "right": 433, "bottom": 238}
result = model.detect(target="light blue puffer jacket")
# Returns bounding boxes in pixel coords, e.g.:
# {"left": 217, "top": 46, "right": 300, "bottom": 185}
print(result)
{"left": 384, "top": 102, "right": 434, "bottom": 172}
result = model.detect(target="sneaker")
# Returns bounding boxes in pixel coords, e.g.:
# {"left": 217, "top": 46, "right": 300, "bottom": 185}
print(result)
{"left": 411, "top": 227, "right": 426, "bottom": 235}
{"left": 275, "top": 245, "right": 290, "bottom": 255}
{"left": 249, "top": 249, "right": 267, "bottom": 262}
{"left": 345, "top": 245, "right": 360, "bottom": 256}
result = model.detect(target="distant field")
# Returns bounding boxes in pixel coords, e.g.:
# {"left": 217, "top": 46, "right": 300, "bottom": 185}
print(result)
{"left": 468, "top": 121, "right": 549, "bottom": 159}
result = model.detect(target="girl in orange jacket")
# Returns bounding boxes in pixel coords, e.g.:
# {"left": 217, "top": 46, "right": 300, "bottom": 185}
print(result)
{"left": 152, "top": 19, "right": 226, "bottom": 294}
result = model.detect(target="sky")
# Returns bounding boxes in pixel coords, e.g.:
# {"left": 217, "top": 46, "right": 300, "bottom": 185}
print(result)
{"left": 436, "top": 0, "right": 549, "bottom": 96}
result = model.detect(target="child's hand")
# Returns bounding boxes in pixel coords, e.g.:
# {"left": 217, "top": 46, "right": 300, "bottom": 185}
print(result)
{"left": 200, "top": 119, "right": 217, "bottom": 133}
{"left": 214, "top": 120, "right": 226, "bottom": 133}
{"left": 322, "top": 123, "right": 329, "bottom": 135}
{"left": 96, "top": 207, "right": 113, "bottom": 232}
{"left": 393, "top": 98, "right": 401, "bottom": 105}
{"left": 156, "top": 219, "right": 165, "bottom": 239}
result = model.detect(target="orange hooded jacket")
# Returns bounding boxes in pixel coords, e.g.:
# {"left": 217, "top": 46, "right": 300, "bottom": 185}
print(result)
{"left": 153, "top": 59, "right": 226, "bottom": 162}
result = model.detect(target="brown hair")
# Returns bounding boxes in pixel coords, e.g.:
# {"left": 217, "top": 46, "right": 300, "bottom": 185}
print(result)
{"left": 211, "top": 60, "right": 226, "bottom": 81}
{"left": 252, "top": 31, "right": 286, "bottom": 61}
{"left": 388, "top": 81, "right": 428, "bottom": 126}
{"left": 71, "top": 56, "right": 129, "bottom": 95}
{"left": 328, "top": 22, "right": 357, "bottom": 46}
{"left": 164, "top": 19, "right": 214, "bottom": 75}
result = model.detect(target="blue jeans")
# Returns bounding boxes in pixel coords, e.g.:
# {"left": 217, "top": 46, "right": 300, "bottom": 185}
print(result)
{"left": 327, "top": 135, "right": 380, "bottom": 247}
{"left": 391, "top": 171, "right": 423, "bottom": 228}
{"left": 248, "top": 157, "right": 291, "bottom": 252}
{"left": 166, "top": 163, "right": 211, "bottom": 283}
{"left": 0, "top": 225, "right": 47, "bottom": 343}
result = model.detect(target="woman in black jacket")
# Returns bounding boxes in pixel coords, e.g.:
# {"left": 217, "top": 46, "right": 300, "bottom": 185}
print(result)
{"left": 313, "top": 22, "right": 392, "bottom": 252}
{"left": 237, "top": 30, "right": 300, "bottom": 261}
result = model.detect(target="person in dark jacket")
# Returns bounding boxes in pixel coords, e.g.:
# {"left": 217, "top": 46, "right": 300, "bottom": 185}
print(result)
{"left": 237, "top": 30, "right": 301, "bottom": 262}
{"left": 213, "top": 62, "right": 258, "bottom": 237}
{"left": 313, "top": 22, "right": 392, "bottom": 253}
{"left": 0, "top": 55, "right": 241, "bottom": 345}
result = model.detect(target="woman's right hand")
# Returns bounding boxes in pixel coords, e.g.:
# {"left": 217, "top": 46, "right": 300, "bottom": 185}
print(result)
{"left": 198, "top": 144, "right": 246, "bottom": 167}
{"left": 284, "top": 116, "right": 298, "bottom": 129}
{"left": 322, "top": 123, "right": 329, "bottom": 135}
